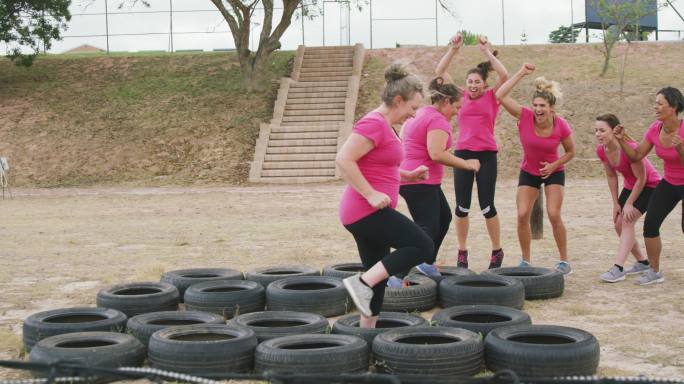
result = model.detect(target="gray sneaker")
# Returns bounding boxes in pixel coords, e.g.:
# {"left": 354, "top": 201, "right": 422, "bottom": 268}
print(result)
{"left": 600, "top": 265, "right": 625, "bottom": 283}
{"left": 343, "top": 275, "right": 374, "bottom": 317}
{"left": 624, "top": 262, "right": 650, "bottom": 275}
{"left": 555, "top": 261, "right": 573, "bottom": 275}
{"left": 635, "top": 268, "right": 665, "bottom": 286}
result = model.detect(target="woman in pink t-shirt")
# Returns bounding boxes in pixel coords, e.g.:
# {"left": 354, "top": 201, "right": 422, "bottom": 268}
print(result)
{"left": 435, "top": 33, "right": 509, "bottom": 270}
{"left": 495, "top": 63, "right": 576, "bottom": 275}
{"left": 594, "top": 114, "right": 661, "bottom": 283}
{"left": 384, "top": 78, "right": 480, "bottom": 287}
{"left": 336, "top": 63, "right": 436, "bottom": 327}
{"left": 615, "top": 87, "right": 684, "bottom": 286}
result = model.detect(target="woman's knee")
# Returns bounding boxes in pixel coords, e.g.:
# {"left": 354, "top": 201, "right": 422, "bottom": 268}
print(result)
{"left": 547, "top": 210, "right": 563, "bottom": 226}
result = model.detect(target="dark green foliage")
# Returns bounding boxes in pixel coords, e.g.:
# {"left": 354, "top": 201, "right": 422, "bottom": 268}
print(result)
{"left": 0, "top": 0, "right": 71, "bottom": 66}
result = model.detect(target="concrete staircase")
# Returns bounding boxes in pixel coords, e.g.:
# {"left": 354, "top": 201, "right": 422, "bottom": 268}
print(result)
{"left": 249, "top": 44, "right": 364, "bottom": 183}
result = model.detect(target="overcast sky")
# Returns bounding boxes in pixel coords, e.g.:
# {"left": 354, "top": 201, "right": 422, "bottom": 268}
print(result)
{"left": 9, "top": 0, "right": 684, "bottom": 54}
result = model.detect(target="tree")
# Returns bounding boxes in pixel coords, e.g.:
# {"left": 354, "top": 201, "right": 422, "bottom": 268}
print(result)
{"left": 0, "top": 0, "right": 72, "bottom": 66}
{"left": 548, "top": 25, "right": 580, "bottom": 43}
{"left": 457, "top": 30, "right": 480, "bottom": 45}
{"left": 592, "top": 0, "right": 659, "bottom": 78}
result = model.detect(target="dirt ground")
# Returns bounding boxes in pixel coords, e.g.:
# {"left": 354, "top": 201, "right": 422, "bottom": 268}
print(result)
{"left": 1, "top": 178, "right": 683, "bottom": 379}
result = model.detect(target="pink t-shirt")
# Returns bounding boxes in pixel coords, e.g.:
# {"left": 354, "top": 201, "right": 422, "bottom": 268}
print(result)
{"left": 339, "top": 112, "right": 404, "bottom": 225}
{"left": 645, "top": 120, "right": 684, "bottom": 186}
{"left": 400, "top": 106, "right": 452, "bottom": 186}
{"left": 596, "top": 142, "right": 661, "bottom": 190}
{"left": 517, "top": 107, "right": 572, "bottom": 176}
{"left": 456, "top": 88, "right": 499, "bottom": 151}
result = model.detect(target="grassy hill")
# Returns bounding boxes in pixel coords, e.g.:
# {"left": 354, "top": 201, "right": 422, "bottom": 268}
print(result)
{"left": 357, "top": 41, "right": 684, "bottom": 178}
{"left": 1, "top": 41, "right": 683, "bottom": 187}
{"left": 0, "top": 51, "right": 294, "bottom": 187}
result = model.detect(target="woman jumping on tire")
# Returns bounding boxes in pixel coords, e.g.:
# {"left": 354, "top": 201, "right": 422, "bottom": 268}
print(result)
{"left": 435, "top": 33, "right": 508, "bottom": 270}
{"left": 495, "top": 63, "right": 576, "bottom": 275}
{"left": 336, "top": 63, "right": 435, "bottom": 327}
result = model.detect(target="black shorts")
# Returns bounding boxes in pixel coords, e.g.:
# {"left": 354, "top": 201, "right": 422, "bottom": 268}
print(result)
{"left": 518, "top": 169, "right": 565, "bottom": 189}
{"left": 618, "top": 187, "right": 654, "bottom": 214}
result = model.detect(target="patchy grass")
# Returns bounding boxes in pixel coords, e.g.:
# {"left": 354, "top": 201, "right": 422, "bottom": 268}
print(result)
{"left": 0, "top": 51, "right": 294, "bottom": 187}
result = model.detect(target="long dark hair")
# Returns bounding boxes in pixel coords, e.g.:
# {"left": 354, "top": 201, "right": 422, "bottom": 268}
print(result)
{"left": 466, "top": 50, "right": 499, "bottom": 82}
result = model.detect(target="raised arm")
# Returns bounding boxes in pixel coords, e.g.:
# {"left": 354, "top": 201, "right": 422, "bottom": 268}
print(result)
{"left": 478, "top": 36, "right": 508, "bottom": 91}
{"left": 435, "top": 33, "right": 463, "bottom": 85}
{"left": 614, "top": 125, "right": 653, "bottom": 161}
{"left": 495, "top": 63, "right": 535, "bottom": 120}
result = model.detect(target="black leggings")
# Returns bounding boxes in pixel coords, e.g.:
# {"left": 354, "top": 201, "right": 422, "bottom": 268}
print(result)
{"left": 344, "top": 208, "right": 434, "bottom": 316}
{"left": 399, "top": 184, "right": 452, "bottom": 264}
{"left": 453, "top": 150, "right": 498, "bottom": 219}
{"left": 643, "top": 179, "right": 684, "bottom": 238}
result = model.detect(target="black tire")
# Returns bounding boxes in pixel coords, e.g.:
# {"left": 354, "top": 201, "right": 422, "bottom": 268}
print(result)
{"left": 410, "top": 266, "right": 476, "bottom": 284}
{"left": 96, "top": 282, "right": 179, "bottom": 317}
{"left": 431, "top": 305, "right": 531, "bottom": 336}
{"left": 255, "top": 334, "right": 369, "bottom": 374}
{"left": 230, "top": 311, "right": 329, "bottom": 342}
{"left": 482, "top": 267, "right": 564, "bottom": 300}
{"left": 322, "top": 262, "right": 366, "bottom": 279}
{"left": 23, "top": 307, "right": 127, "bottom": 352}
{"left": 184, "top": 280, "right": 264, "bottom": 319}
{"left": 126, "top": 311, "right": 225, "bottom": 347}
{"left": 160, "top": 268, "right": 243, "bottom": 302}
{"left": 484, "top": 325, "right": 600, "bottom": 377}
{"left": 29, "top": 332, "right": 145, "bottom": 376}
{"left": 372, "top": 326, "right": 484, "bottom": 381}
{"left": 244, "top": 265, "right": 319, "bottom": 287}
{"left": 266, "top": 276, "right": 350, "bottom": 317}
{"left": 332, "top": 312, "right": 428, "bottom": 346}
{"left": 148, "top": 324, "right": 257, "bottom": 376}
{"left": 381, "top": 274, "right": 437, "bottom": 312}
{"left": 439, "top": 275, "right": 524, "bottom": 309}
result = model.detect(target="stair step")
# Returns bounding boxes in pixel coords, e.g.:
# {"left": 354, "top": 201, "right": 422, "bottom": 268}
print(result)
{"left": 268, "top": 138, "right": 338, "bottom": 147}
{"left": 263, "top": 161, "right": 336, "bottom": 170}
{"left": 267, "top": 146, "right": 337, "bottom": 154}
{"left": 265, "top": 153, "right": 337, "bottom": 162}
{"left": 282, "top": 115, "right": 345, "bottom": 123}
{"left": 297, "top": 75, "right": 351, "bottom": 82}
{"left": 306, "top": 46, "right": 355, "bottom": 51}
{"left": 261, "top": 169, "right": 336, "bottom": 177}
{"left": 285, "top": 102, "right": 346, "bottom": 110}
{"left": 304, "top": 53, "right": 354, "bottom": 59}
{"left": 289, "top": 86, "right": 347, "bottom": 93}
{"left": 300, "top": 71, "right": 352, "bottom": 78}
{"left": 301, "top": 62, "right": 353, "bottom": 70}
{"left": 271, "top": 125, "right": 341, "bottom": 133}
{"left": 283, "top": 108, "right": 344, "bottom": 117}
{"left": 291, "top": 81, "right": 348, "bottom": 88}
{"left": 288, "top": 92, "right": 348, "bottom": 99}
{"left": 270, "top": 131, "right": 338, "bottom": 140}
{"left": 257, "top": 176, "right": 338, "bottom": 183}
{"left": 286, "top": 97, "right": 346, "bottom": 105}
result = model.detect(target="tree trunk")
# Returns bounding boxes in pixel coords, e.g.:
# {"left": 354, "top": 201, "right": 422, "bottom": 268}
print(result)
{"left": 619, "top": 42, "right": 630, "bottom": 93}
{"left": 531, "top": 189, "right": 544, "bottom": 239}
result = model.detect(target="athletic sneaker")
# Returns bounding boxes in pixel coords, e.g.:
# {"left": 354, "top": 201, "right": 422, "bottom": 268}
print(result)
{"left": 416, "top": 263, "right": 441, "bottom": 277}
{"left": 457, "top": 250, "right": 468, "bottom": 269}
{"left": 624, "top": 262, "right": 650, "bottom": 275}
{"left": 635, "top": 268, "right": 665, "bottom": 286}
{"left": 488, "top": 249, "right": 504, "bottom": 269}
{"left": 519, "top": 259, "right": 531, "bottom": 268}
{"left": 343, "top": 275, "right": 373, "bottom": 317}
{"left": 600, "top": 265, "right": 626, "bottom": 283}
{"left": 386, "top": 276, "right": 405, "bottom": 288}
{"left": 555, "top": 261, "right": 573, "bottom": 275}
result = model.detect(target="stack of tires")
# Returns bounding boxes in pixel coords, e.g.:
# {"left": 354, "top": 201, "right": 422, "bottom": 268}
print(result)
{"left": 22, "top": 263, "right": 599, "bottom": 381}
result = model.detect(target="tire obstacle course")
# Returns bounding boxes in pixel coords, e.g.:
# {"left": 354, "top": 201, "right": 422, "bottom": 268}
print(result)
{"left": 13, "top": 263, "right": 613, "bottom": 383}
